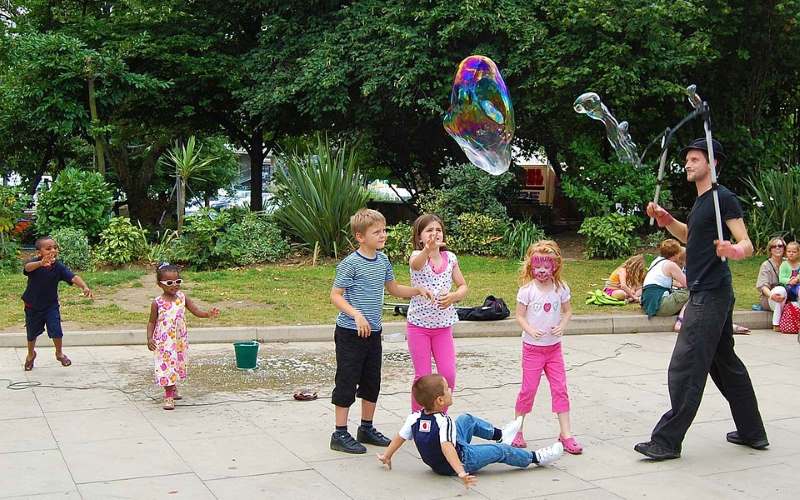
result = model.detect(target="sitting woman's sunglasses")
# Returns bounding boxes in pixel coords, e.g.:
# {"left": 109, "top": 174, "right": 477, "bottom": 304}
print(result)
{"left": 159, "top": 279, "right": 183, "bottom": 286}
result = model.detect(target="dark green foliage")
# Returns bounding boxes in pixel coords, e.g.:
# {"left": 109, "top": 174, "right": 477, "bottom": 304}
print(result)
{"left": 272, "top": 135, "right": 370, "bottom": 258}
{"left": 171, "top": 209, "right": 232, "bottom": 269}
{"left": 94, "top": 217, "right": 149, "bottom": 266}
{"left": 51, "top": 227, "right": 91, "bottom": 271}
{"left": 34, "top": 168, "right": 114, "bottom": 239}
{"left": 383, "top": 222, "right": 414, "bottom": 263}
{"left": 216, "top": 213, "right": 290, "bottom": 266}
{"left": 0, "top": 240, "right": 20, "bottom": 272}
{"left": 169, "top": 209, "right": 290, "bottom": 269}
{"left": 450, "top": 213, "right": 510, "bottom": 256}
{"left": 419, "top": 164, "right": 518, "bottom": 227}
{"left": 562, "top": 138, "right": 660, "bottom": 219}
{"left": 504, "top": 220, "right": 547, "bottom": 260}
{"left": 744, "top": 167, "right": 800, "bottom": 252}
{"left": 579, "top": 214, "right": 641, "bottom": 259}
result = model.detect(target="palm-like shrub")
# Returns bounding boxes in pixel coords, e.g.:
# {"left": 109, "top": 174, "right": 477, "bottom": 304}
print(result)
{"left": 744, "top": 167, "right": 800, "bottom": 252}
{"left": 272, "top": 136, "right": 370, "bottom": 258}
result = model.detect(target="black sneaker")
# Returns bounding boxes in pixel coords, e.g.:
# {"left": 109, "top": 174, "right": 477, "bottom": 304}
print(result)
{"left": 357, "top": 425, "right": 391, "bottom": 446}
{"left": 726, "top": 431, "right": 769, "bottom": 450}
{"left": 330, "top": 431, "right": 367, "bottom": 454}
{"left": 634, "top": 441, "right": 680, "bottom": 461}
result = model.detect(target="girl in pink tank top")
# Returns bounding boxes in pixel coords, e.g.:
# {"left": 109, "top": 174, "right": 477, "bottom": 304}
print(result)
{"left": 406, "top": 214, "right": 468, "bottom": 412}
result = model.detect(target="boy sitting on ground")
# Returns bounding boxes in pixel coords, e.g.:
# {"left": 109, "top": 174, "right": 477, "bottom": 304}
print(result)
{"left": 377, "top": 374, "right": 564, "bottom": 488}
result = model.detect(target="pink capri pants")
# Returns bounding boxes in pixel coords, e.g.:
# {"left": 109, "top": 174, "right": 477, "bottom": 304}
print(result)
{"left": 515, "top": 342, "right": 570, "bottom": 414}
{"left": 407, "top": 324, "right": 456, "bottom": 412}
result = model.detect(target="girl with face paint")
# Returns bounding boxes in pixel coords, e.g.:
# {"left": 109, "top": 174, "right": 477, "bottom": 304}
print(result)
{"left": 510, "top": 241, "right": 583, "bottom": 455}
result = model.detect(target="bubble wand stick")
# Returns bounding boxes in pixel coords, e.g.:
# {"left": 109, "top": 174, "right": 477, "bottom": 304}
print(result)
{"left": 685, "top": 84, "right": 726, "bottom": 261}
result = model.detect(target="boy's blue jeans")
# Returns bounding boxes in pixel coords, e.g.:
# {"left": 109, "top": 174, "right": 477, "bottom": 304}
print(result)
{"left": 456, "top": 414, "right": 532, "bottom": 472}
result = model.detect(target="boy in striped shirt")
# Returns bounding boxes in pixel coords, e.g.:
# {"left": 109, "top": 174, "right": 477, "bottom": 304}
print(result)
{"left": 377, "top": 374, "right": 563, "bottom": 487}
{"left": 330, "top": 208, "right": 434, "bottom": 454}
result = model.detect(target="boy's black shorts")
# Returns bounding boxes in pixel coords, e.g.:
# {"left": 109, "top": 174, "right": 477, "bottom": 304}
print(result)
{"left": 25, "top": 305, "right": 64, "bottom": 342}
{"left": 331, "top": 325, "right": 382, "bottom": 407}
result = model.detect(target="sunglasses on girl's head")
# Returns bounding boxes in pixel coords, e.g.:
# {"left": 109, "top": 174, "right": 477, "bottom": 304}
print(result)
{"left": 771, "top": 244, "right": 785, "bottom": 249}
{"left": 159, "top": 279, "right": 183, "bottom": 286}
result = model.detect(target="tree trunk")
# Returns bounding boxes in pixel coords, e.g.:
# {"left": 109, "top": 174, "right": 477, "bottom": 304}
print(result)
{"left": 28, "top": 137, "right": 56, "bottom": 197}
{"left": 249, "top": 129, "right": 264, "bottom": 212}
{"left": 177, "top": 178, "right": 186, "bottom": 233}
{"left": 87, "top": 78, "right": 106, "bottom": 175}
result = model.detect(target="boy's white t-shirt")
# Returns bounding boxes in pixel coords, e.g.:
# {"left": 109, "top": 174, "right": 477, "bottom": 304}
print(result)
{"left": 517, "top": 281, "right": 571, "bottom": 346}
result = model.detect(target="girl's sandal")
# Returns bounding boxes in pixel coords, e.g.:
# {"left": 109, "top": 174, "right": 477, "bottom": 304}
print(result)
{"left": 24, "top": 351, "right": 36, "bottom": 371}
{"left": 56, "top": 354, "right": 72, "bottom": 367}
{"left": 173, "top": 392, "right": 183, "bottom": 401}
{"left": 163, "top": 397, "right": 175, "bottom": 410}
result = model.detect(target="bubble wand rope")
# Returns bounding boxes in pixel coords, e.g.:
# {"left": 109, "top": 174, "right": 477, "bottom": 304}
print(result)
{"left": 685, "top": 84, "right": 726, "bottom": 262}
{"left": 645, "top": 88, "right": 708, "bottom": 225}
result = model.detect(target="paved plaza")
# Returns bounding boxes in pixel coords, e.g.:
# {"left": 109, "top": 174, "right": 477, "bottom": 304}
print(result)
{"left": 1, "top": 330, "right": 799, "bottom": 499}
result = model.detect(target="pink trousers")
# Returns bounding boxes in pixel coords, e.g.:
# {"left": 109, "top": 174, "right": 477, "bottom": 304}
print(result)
{"left": 407, "top": 324, "right": 456, "bottom": 412}
{"left": 515, "top": 342, "right": 570, "bottom": 414}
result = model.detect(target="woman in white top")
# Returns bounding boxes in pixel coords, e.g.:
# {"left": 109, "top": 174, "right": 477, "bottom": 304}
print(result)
{"left": 755, "top": 237, "right": 787, "bottom": 331}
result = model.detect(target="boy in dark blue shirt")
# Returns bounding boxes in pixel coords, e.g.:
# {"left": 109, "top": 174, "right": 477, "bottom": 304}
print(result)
{"left": 377, "top": 374, "right": 563, "bottom": 488}
{"left": 22, "top": 236, "right": 93, "bottom": 370}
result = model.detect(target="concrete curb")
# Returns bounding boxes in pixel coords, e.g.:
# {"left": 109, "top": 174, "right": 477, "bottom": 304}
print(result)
{"left": 0, "top": 311, "right": 773, "bottom": 347}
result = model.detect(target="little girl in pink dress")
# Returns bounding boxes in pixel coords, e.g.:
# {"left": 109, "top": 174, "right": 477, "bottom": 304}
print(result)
{"left": 147, "top": 263, "right": 219, "bottom": 410}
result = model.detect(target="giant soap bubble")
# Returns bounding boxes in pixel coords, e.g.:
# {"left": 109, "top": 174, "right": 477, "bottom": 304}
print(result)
{"left": 443, "top": 55, "right": 515, "bottom": 175}
{"left": 574, "top": 92, "right": 639, "bottom": 166}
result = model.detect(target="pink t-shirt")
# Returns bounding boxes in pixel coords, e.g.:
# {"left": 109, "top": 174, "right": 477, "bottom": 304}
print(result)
{"left": 408, "top": 251, "right": 459, "bottom": 328}
{"left": 516, "top": 281, "right": 571, "bottom": 346}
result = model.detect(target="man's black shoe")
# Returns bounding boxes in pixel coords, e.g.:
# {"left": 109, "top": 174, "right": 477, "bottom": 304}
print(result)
{"left": 330, "top": 431, "right": 367, "bottom": 454}
{"left": 634, "top": 441, "right": 680, "bottom": 461}
{"left": 726, "top": 431, "right": 769, "bottom": 450}
{"left": 357, "top": 425, "right": 391, "bottom": 446}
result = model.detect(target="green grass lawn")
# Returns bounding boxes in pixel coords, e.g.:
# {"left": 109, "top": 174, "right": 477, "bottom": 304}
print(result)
{"left": 0, "top": 255, "right": 764, "bottom": 330}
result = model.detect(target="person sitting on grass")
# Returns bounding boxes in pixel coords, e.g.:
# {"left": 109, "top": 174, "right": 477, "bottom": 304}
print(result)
{"left": 22, "top": 236, "right": 93, "bottom": 371}
{"left": 641, "top": 239, "right": 688, "bottom": 332}
{"left": 376, "top": 374, "right": 563, "bottom": 489}
{"left": 604, "top": 254, "right": 645, "bottom": 303}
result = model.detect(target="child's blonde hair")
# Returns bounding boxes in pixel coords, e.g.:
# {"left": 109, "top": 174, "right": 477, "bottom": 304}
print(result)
{"left": 786, "top": 241, "right": 800, "bottom": 259}
{"left": 618, "top": 255, "right": 645, "bottom": 289}
{"left": 519, "top": 240, "right": 565, "bottom": 289}
{"left": 350, "top": 208, "right": 386, "bottom": 237}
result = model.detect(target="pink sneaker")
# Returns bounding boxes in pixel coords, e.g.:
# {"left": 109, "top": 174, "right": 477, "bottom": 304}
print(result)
{"left": 559, "top": 435, "right": 583, "bottom": 454}
{"left": 511, "top": 431, "right": 527, "bottom": 448}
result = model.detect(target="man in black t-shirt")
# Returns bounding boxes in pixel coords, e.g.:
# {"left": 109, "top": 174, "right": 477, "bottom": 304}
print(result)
{"left": 634, "top": 138, "right": 768, "bottom": 460}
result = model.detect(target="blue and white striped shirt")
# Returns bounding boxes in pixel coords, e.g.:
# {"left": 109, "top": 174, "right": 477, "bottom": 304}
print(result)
{"left": 333, "top": 251, "right": 395, "bottom": 331}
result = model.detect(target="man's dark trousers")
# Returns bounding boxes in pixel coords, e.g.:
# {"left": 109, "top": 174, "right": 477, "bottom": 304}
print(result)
{"left": 650, "top": 285, "right": 767, "bottom": 452}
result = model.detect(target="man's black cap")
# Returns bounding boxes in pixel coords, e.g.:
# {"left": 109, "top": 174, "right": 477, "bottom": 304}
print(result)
{"left": 679, "top": 137, "right": 726, "bottom": 162}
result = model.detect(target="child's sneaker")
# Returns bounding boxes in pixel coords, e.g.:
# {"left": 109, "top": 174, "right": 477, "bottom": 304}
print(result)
{"left": 330, "top": 431, "right": 367, "bottom": 454}
{"left": 534, "top": 441, "right": 564, "bottom": 466}
{"left": 500, "top": 416, "right": 523, "bottom": 445}
{"left": 559, "top": 434, "right": 583, "bottom": 454}
{"left": 511, "top": 431, "right": 527, "bottom": 448}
